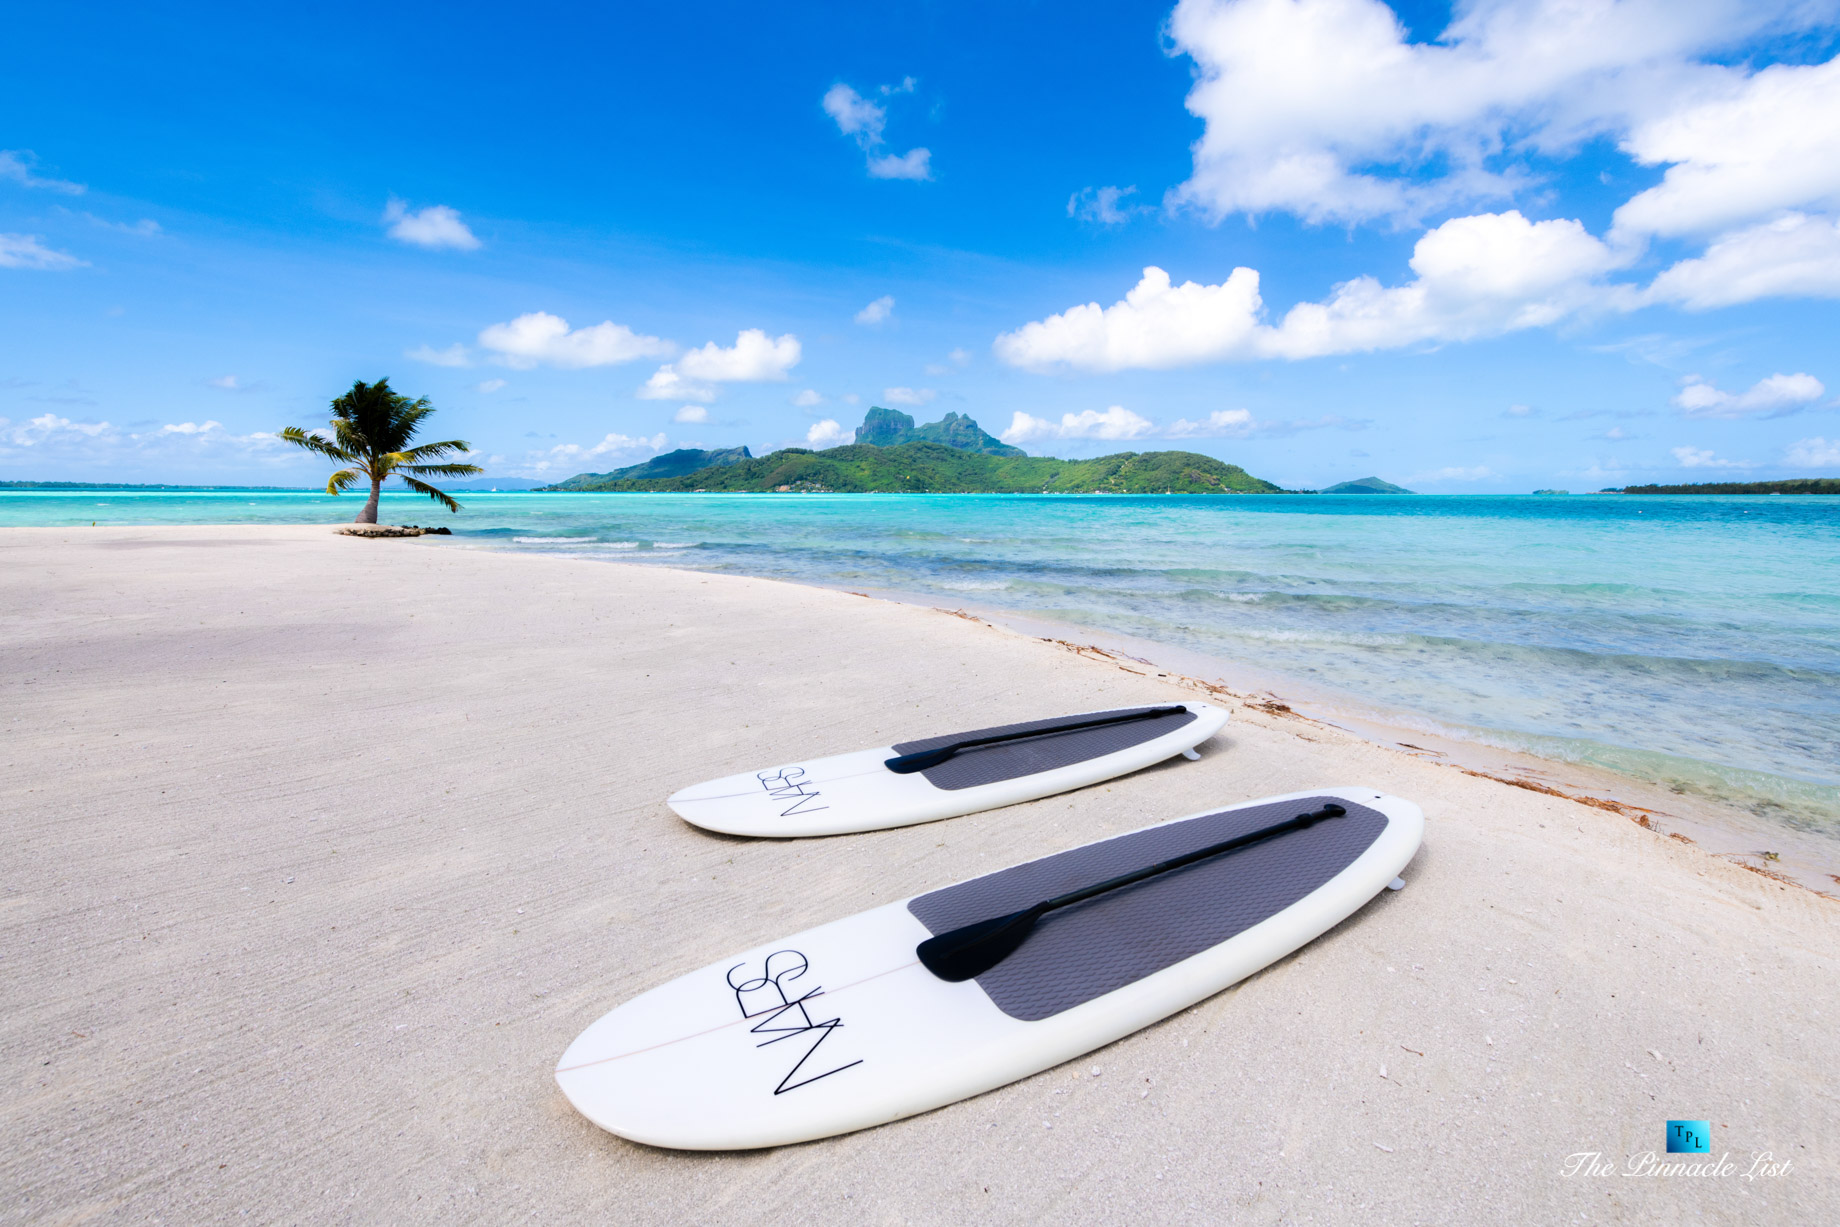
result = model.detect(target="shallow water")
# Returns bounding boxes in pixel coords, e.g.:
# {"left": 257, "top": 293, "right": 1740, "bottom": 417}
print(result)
{"left": 7, "top": 488, "right": 1837, "bottom": 834}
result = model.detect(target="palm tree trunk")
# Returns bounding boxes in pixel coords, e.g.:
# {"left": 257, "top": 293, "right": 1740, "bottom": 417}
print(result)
{"left": 358, "top": 477, "right": 382, "bottom": 524}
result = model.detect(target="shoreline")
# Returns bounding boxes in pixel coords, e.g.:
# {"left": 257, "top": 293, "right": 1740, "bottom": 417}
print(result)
{"left": 4, "top": 523, "right": 1836, "bottom": 1223}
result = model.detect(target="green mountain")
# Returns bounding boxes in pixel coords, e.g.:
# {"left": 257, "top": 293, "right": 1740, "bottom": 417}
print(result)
{"left": 854, "top": 407, "right": 1024, "bottom": 456}
{"left": 546, "top": 446, "right": 752, "bottom": 490}
{"left": 1321, "top": 476, "right": 1413, "bottom": 494}
{"left": 1615, "top": 479, "right": 1840, "bottom": 495}
{"left": 545, "top": 441, "right": 1283, "bottom": 494}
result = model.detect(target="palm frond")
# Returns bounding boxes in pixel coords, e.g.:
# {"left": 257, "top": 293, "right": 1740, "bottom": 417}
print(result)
{"left": 401, "top": 462, "right": 484, "bottom": 478}
{"left": 398, "top": 473, "right": 462, "bottom": 513}
{"left": 281, "top": 426, "right": 356, "bottom": 464}
{"left": 396, "top": 438, "right": 472, "bottom": 463}
{"left": 325, "top": 468, "right": 361, "bottom": 496}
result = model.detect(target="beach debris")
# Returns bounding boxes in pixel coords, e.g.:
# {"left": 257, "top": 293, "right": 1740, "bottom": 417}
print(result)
{"left": 1379, "top": 1064, "right": 1387, "bottom": 1079}
{"left": 335, "top": 524, "right": 448, "bottom": 538}
{"left": 1401, "top": 1045, "right": 1423, "bottom": 1056}
{"left": 1374, "top": 1143, "right": 1394, "bottom": 1153}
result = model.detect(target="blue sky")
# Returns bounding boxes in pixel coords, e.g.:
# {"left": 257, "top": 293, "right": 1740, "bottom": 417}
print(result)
{"left": 3, "top": 0, "right": 1838, "bottom": 490}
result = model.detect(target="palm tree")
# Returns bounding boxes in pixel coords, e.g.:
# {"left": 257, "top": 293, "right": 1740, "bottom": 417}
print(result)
{"left": 282, "top": 378, "right": 482, "bottom": 523}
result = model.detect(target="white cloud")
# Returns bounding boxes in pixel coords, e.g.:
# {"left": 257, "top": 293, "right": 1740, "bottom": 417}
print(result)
{"left": 407, "top": 343, "right": 471, "bottom": 368}
{"left": 1165, "top": 0, "right": 1816, "bottom": 227}
{"left": 1670, "top": 445, "right": 1756, "bottom": 469}
{"left": 1001, "top": 406, "right": 1157, "bottom": 444}
{"left": 855, "top": 295, "right": 895, "bottom": 325}
{"left": 0, "top": 233, "right": 86, "bottom": 270}
{"left": 524, "top": 432, "right": 669, "bottom": 475}
{"left": 822, "top": 84, "right": 887, "bottom": 144}
{"left": 996, "top": 211, "right": 1627, "bottom": 370}
{"left": 83, "top": 214, "right": 160, "bottom": 236}
{"left": 673, "top": 405, "right": 709, "bottom": 424}
{"left": 207, "top": 375, "right": 240, "bottom": 390}
{"left": 1644, "top": 213, "right": 1840, "bottom": 309}
{"left": 867, "top": 149, "right": 932, "bottom": 180}
{"left": 1613, "top": 56, "right": 1840, "bottom": 240}
{"left": 0, "top": 413, "right": 287, "bottom": 467}
{"left": 637, "top": 366, "right": 715, "bottom": 402}
{"left": 159, "top": 420, "right": 222, "bottom": 435}
{"left": 1674, "top": 372, "right": 1825, "bottom": 419}
{"left": 478, "top": 312, "right": 673, "bottom": 370}
{"left": 806, "top": 419, "right": 853, "bottom": 447}
{"left": 383, "top": 199, "right": 481, "bottom": 251}
{"left": 1163, "top": 409, "right": 1254, "bottom": 438}
{"left": 792, "top": 389, "right": 824, "bottom": 407}
{"left": 1068, "top": 186, "right": 1141, "bottom": 225}
{"left": 0, "top": 151, "right": 84, "bottom": 194}
{"left": 883, "top": 386, "right": 934, "bottom": 406}
{"left": 476, "top": 379, "right": 507, "bottom": 394}
{"left": 1407, "top": 465, "right": 1496, "bottom": 484}
{"left": 824, "top": 80, "right": 932, "bottom": 181}
{"left": 1785, "top": 436, "right": 1840, "bottom": 467}
{"left": 675, "top": 329, "right": 801, "bottom": 381}
{"left": 994, "top": 265, "right": 1265, "bottom": 372}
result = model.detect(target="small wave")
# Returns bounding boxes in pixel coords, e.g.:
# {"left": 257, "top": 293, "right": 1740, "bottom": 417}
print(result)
{"left": 594, "top": 541, "right": 641, "bottom": 550}
{"left": 938, "top": 580, "right": 1009, "bottom": 591}
{"left": 1224, "top": 592, "right": 1267, "bottom": 603}
{"left": 651, "top": 541, "right": 696, "bottom": 550}
{"left": 511, "top": 536, "right": 600, "bottom": 545}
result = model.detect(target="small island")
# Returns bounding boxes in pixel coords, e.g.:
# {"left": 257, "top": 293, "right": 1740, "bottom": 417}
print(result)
{"left": 1610, "top": 479, "right": 1840, "bottom": 495}
{"left": 1319, "top": 476, "right": 1413, "bottom": 494}
{"left": 545, "top": 408, "right": 1285, "bottom": 494}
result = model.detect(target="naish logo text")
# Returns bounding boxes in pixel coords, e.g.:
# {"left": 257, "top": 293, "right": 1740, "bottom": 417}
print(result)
{"left": 726, "top": 949, "right": 862, "bottom": 1095}
{"left": 757, "top": 767, "right": 828, "bottom": 818}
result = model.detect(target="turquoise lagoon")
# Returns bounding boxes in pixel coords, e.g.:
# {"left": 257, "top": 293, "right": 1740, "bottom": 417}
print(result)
{"left": 7, "top": 488, "right": 1837, "bottom": 834}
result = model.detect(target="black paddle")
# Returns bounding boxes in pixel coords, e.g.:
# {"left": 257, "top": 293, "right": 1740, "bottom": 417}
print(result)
{"left": 883, "top": 705, "right": 1188, "bottom": 776}
{"left": 915, "top": 802, "right": 1348, "bottom": 982}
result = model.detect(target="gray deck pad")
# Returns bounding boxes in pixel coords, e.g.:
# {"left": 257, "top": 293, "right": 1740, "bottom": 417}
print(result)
{"left": 907, "top": 796, "right": 1390, "bottom": 1021}
{"left": 890, "top": 706, "right": 1200, "bottom": 792}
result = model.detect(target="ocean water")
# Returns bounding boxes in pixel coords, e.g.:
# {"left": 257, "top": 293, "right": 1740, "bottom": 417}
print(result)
{"left": 7, "top": 488, "right": 1838, "bottom": 833}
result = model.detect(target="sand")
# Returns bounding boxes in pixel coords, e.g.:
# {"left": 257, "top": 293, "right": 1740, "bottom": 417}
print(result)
{"left": 3, "top": 524, "right": 1834, "bottom": 1225}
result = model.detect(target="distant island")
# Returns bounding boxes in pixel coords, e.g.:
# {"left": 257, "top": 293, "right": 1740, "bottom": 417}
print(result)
{"left": 1319, "top": 476, "right": 1413, "bottom": 494}
{"left": 545, "top": 408, "right": 1282, "bottom": 494}
{"left": 1611, "top": 479, "right": 1840, "bottom": 495}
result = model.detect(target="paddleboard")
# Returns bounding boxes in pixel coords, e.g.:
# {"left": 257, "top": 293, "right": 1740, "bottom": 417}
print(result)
{"left": 667, "top": 701, "right": 1230, "bottom": 837}
{"left": 556, "top": 785, "right": 1422, "bottom": 1150}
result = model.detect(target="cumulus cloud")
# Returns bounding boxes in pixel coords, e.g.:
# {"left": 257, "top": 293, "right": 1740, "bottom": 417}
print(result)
{"left": 1163, "top": 409, "right": 1368, "bottom": 438}
{"left": 407, "top": 343, "right": 471, "bottom": 368}
{"left": 383, "top": 199, "right": 482, "bottom": 251}
{"left": 1674, "top": 372, "right": 1825, "bottom": 419}
{"left": 1001, "top": 406, "right": 1157, "bottom": 444}
{"left": 0, "top": 150, "right": 84, "bottom": 194}
{"left": 883, "top": 386, "right": 934, "bottom": 406}
{"left": 792, "top": 389, "right": 824, "bottom": 407}
{"left": 675, "top": 329, "right": 801, "bottom": 382}
{"left": 855, "top": 295, "right": 895, "bottom": 325}
{"left": 1613, "top": 56, "right": 1840, "bottom": 240}
{"left": 824, "top": 79, "right": 932, "bottom": 181}
{"left": 525, "top": 432, "right": 669, "bottom": 475}
{"left": 637, "top": 366, "right": 714, "bottom": 403}
{"left": 867, "top": 149, "right": 932, "bottom": 180}
{"left": 1068, "top": 186, "right": 1142, "bottom": 226}
{"left": 1644, "top": 213, "right": 1840, "bottom": 309}
{"left": 673, "top": 405, "right": 709, "bottom": 424}
{"left": 1785, "top": 436, "right": 1840, "bottom": 467}
{"left": 0, "top": 413, "right": 287, "bottom": 467}
{"left": 1165, "top": 0, "right": 1818, "bottom": 227}
{"left": 996, "top": 211, "right": 1626, "bottom": 370}
{"left": 1670, "top": 445, "right": 1754, "bottom": 469}
{"left": 806, "top": 419, "right": 853, "bottom": 447}
{"left": 478, "top": 312, "right": 673, "bottom": 370}
{"left": 0, "top": 233, "right": 86, "bottom": 270}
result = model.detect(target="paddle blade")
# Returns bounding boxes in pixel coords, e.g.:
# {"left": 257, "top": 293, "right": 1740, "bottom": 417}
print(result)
{"left": 916, "top": 907, "right": 1043, "bottom": 982}
{"left": 884, "top": 747, "right": 950, "bottom": 775}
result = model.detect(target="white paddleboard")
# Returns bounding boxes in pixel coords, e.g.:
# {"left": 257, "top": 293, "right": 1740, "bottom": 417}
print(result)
{"left": 668, "top": 701, "right": 1230, "bottom": 837}
{"left": 557, "top": 786, "right": 1422, "bottom": 1150}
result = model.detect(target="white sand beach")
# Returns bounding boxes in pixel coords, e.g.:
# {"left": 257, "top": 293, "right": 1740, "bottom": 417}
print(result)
{"left": 3, "top": 524, "right": 1835, "bottom": 1224}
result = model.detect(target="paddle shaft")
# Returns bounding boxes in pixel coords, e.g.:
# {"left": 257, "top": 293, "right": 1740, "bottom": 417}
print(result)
{"left": 915, "top": 801, "right": 1349, "bottom": 981}
{"left": 1032, "top": 802, "right": 1348, "bottom": 919}
{"left": 884, "top": 705, "right": 1188, "bottom": 775}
